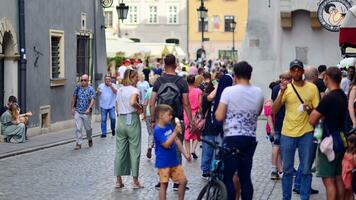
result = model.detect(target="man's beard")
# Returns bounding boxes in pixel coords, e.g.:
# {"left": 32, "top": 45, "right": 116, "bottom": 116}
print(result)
{"left": 293, "top": 76, "right": 302, "bottom": 81}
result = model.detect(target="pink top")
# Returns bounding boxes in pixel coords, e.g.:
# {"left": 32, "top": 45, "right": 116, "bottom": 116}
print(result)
{"left": 342, "top": 152, "right": 355, "bottom": 190}
{"left": 188, "top": 86, "right": 202, "bottom": 112}
{"left": 264, "top": 101, "right": 274, "bottom": 134}
{"left": 190, "top": 66, "right": 198, "bottom": 76}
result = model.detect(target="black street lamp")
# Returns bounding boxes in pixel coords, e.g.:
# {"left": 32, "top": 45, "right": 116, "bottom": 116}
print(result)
{"left": 231, "top": 20, "right": 237, "bottom": 52}
{"left": 230, "top": 19, "right": 237, "bottom": 61}
{"left": 197, "top": 0, "right": 207, "bottom": 60}
{"left": 116, "top": 0, "right": 129, "bottom": 37}
{"left": 116, "top": 0, "right": 129, "bottom": 22}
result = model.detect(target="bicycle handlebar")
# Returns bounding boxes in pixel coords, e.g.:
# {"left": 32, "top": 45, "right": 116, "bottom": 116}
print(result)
{"left": 349, "top": 127, "right": 356, "bottom": 135}
{"left": 201, "top": 139, "right": 240, "bottom": 154}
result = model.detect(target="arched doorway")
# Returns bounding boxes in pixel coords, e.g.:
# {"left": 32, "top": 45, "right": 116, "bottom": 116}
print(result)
{"left": 0, "top": 18, "right": 19, "bottom": 106}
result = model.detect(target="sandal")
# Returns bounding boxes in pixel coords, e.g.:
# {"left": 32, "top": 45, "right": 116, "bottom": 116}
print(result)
{"left": 115, "top": 182, "right": 124, "bottom": 188}
{"left": 132, "top": 183, "right": 144, "bottom": 189}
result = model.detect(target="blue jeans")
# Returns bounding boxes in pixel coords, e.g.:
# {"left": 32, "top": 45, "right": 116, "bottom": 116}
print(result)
{"left": 223, "top": 136, "right": 257, "bottom": 200}
{"left": 293, "top": 139, "right": 317, "bottom": 192}
{"left": 100, "top": 107, "right": 116, "bottom": 136}
{"left": 280, "top": 133, "right": 314, "bottom": 200}
{"left": 200, "top": 135, "right": 217, "bottom": 173}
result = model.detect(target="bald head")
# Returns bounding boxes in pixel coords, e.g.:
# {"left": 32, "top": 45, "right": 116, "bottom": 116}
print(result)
{"left": 304, "top": 66, "right": 318, "bottom": 82}
{"left": 80, "top": 74, "right": 89, "bottom": 87}
{"left": 81, "top": 74, "right": 89, "bottom": 80}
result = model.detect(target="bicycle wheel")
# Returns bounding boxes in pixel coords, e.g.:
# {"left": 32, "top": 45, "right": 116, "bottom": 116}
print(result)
{"left": 197, "top": 179, "right": 227, "bottom": 200}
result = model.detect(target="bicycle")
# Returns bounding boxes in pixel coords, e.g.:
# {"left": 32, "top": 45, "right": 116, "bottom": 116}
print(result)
{"left": 197, "top": 139, "right": 240, "bottom": 200}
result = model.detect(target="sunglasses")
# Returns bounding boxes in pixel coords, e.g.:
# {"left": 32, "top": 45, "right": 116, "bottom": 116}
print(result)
{"left": 81, "top": 79, "right": 88, "bottom": 82}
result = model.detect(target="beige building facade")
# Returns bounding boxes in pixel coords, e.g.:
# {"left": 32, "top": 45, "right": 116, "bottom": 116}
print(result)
{"left": 104, "top": 0, "right": 188, "bottom": 56}
{"left": 188, "top": 0, "right": 248, "bottom": 60}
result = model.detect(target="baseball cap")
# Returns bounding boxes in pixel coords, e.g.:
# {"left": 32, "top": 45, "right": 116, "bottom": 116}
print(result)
{"left": 320, "top": 136, "right": 335, "bottom": 162}
{"left": 123, "top": 59, "right": 131, "bottom": 65}
{"left": 290, "top": 59, "right": 304, "bottom": 69}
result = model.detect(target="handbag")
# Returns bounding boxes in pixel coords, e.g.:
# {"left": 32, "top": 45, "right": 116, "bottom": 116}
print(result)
{"left": 191, "top": 111, "right": 207, "bottom": 134}
{"left": 323, "top": 123, "right": 347, "bottom": 153}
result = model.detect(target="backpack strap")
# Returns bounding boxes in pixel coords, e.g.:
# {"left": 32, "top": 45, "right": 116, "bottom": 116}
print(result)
{"left": 173, "top": 76, "right": 182, "bottom": 84}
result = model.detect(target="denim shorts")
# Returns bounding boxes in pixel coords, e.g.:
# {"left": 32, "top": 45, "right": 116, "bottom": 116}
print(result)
{"left": 273, "top": 131, "right": 281, "bottom": 146}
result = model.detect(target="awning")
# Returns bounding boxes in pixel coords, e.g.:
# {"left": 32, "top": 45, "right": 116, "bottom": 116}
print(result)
{"left": 106, "top": 38, "right": 150, "bottom": 58}
{"left": 138, "top": 43, "right": 186, "bottom": 59}
{"left": 106, "top": 39, "right": 187, "bottom": 59}
{"left": 339, "top": 6, "right": 356, "bottom": 49}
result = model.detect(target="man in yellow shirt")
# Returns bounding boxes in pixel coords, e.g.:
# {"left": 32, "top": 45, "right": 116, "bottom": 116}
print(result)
{"left": 272, "top": 59, "right": 320, "bottom": 200}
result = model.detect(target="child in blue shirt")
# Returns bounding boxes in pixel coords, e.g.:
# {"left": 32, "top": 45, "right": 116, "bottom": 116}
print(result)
{"left": 154, "top": 104, "right": 191, "bottom": 200}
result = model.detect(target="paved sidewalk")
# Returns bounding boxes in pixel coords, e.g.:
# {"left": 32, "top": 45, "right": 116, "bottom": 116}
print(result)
{"left": 0, "top": 122, "right": 106, "bottom": 159}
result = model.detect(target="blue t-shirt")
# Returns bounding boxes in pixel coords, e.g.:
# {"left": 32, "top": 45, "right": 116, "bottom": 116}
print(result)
{"left": 73, "top": 85, "right": 96, "bottom": 114}
{"left": 153, "top": 68, "right": 162, "bottom": 76}
{"left": 154, "top": 124, "right": 179, "bottom": 168}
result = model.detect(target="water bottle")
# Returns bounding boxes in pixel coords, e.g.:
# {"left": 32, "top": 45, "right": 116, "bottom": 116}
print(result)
{"left": 314, "top": 120, "right": 323, "bottom": 142}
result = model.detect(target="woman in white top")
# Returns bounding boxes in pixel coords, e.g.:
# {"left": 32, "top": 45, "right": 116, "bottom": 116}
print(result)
{"left": 114, "top": 69, "right": 144, "bottom": 189}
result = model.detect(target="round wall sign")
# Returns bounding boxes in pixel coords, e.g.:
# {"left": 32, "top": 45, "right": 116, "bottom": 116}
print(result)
{"left": 317, "top": 0, "right": 352, "bottom": 32}
{"left": 101, "top": 0, "right": 113, "bottom": 8}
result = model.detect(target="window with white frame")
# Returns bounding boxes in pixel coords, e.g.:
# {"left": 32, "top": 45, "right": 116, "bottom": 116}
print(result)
{"left": 104, "top": 11, "right": 113, "bottom": 28}
{"left": 168, "top": 5, "right": 178, "bottom": 24}
{"left": 224, "top": 15, "right": 235, "bottom": 32}
{"left": 148, "top": 6, "right": 158, "bottom": 24}
{"left": 198, "top": 17, "right": 208, "bottom": 32}
{"left": 49, "top": 30, "right": 65, "bottom": 80}
{"left": 127, "top": 5, "right": 138, "bottom": 24}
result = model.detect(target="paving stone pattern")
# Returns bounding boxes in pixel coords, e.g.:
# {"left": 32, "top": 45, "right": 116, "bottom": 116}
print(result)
{"left": 0, "top": 121, "right": 325, "bottom": 200}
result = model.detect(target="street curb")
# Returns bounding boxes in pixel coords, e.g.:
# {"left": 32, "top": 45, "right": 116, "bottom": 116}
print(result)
{"left": 0, "top": 131, "right": 109, "bottom": 160}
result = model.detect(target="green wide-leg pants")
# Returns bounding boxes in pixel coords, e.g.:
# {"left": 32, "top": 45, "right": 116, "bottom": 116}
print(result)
{"left": 114, "top": 113, "right": 141, "bottom": 177}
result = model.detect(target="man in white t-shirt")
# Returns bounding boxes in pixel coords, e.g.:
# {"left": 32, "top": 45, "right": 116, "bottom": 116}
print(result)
{"left": 97, "top": 75, "right": 117, "bottom": 138}
{"left": 118, "top": 59, "right": 131, "bottom": 80}
{"left": 215, "top": 61, "right": 264, "bottom": 200}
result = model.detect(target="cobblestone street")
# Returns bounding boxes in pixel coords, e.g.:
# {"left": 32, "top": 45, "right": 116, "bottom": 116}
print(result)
{"left": 0, "top": 120, "right": 326, "bottom": 200}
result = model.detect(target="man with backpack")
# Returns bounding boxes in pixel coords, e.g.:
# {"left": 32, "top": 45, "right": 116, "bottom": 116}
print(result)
{"left": 149, "top": 54, "right": 193, "bottom": 191}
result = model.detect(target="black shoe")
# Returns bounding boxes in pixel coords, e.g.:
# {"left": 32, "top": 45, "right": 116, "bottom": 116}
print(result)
{"left": 293, "top": 188, "right": 300, "bottom": 194}
{"left": 310, "top": 188, "right": 319, "bottom": 194}
{"left": 202, "top": 173, "right": 210, "bottom": 180}
{"left": 146, "top": 148, "right": 152, "bottom": 159}
{"left": 191, "top": 152, "right": 198, "bottom": 159}
{"left": 112, "top": 131, "right": 115, "bottom": 136}
{"left": 88, "top": 139, "right": 93, "bottom": 147}
{"left": 270, "top": 171, "right": 280, "bottom": 180}
{"left": 101, "top": 134, "right": 107, "bottom": 138}
{"left": 173, "top": 183, "right": 189, "bottom": 191}
{"left": 155, "top": 182, "right": 160, "bottom": 190}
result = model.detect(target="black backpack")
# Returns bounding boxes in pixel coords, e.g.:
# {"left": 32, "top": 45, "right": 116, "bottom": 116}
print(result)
{"left": 157, "top": 76, "right": 183, "bottom": 119}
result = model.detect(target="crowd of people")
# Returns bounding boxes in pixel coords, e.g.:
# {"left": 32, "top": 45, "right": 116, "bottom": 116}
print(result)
{"left": 265, "top": 61, "right": 356, "bottom": 200}
{"left": 70, "top": 54, "right": 356, "bottom": 200}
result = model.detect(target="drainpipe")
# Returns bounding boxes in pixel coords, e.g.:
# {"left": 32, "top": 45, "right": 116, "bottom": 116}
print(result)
{"left": 93, "top": 0, "right": 99, "bottom": 113}
{"left": 18, "top": 0, "right": 27, "bottom": 112}
{"left": 186, "top": 0, "right": 189, "bottom": 60}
